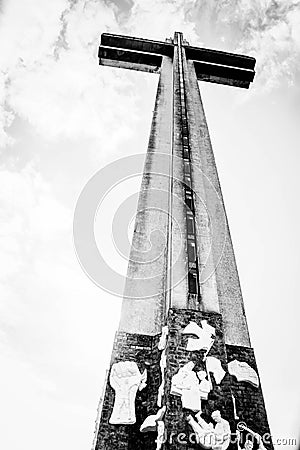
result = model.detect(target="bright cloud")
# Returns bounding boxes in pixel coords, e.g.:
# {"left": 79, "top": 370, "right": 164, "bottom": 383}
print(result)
{"left": 0, "top": 0, "right": 138, "bottom": 147}
{"left": 0, "top": 1, "right": 299, "bottom": 450}
{"left": 190, "top": 0, "right": 300, "bottom": 89}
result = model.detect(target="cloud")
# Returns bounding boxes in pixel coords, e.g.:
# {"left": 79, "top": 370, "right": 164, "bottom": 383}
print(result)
{"left": 125, "top": 0, "right": 199, "bottom": 42}
{"left": 0, "top": 0, "right": 138, "bottom": 147}
{"left": 230, "top": 0, "right": 300, "bottom": 89}
{"left": 0, "top": 74, "right": 14, "bottom": 147}
{"left": 0, "top": 164, "right": 71, "bottom": 281}
{"left": 0, "top": 160, "right": 121, "bottom": 450}
{"left": 189, "top": 0, "right": 300, "bottom": 90}
{"left": 1, "top": 0, "right": 298, "bottom": 149}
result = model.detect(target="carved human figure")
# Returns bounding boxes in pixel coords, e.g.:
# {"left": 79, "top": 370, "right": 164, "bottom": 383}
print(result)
{"left": 109, "top": 361, "right": 147, "bottom": 425}
{"left": 206, "top": 356, "right": 226, "bottom": 385}
{"left": 187, "top": 410, "right": 231, "bottom": 450}
{"left": 198, "top": 370, "right": 212, "bottom": 399}
{"left": 187, "top": 413, "right": 214, "bottom": 449}
{"left": 171, "top": 362, "right": 202, "bottom": 411}
{"left": 237, "top": 424, "right": 266, "bottom": 450}
{"left": 211, "top": 410, "right": 231, "bottom": 450}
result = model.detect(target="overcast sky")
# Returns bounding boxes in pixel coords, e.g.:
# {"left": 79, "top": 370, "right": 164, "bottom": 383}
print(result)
{"left": 0, "top": 1, "right": 300, "bottom": 449}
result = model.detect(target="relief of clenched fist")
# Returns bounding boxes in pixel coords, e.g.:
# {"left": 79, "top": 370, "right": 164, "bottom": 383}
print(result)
{"left": 109, "top": 361, "right": 147, "bottom": 425}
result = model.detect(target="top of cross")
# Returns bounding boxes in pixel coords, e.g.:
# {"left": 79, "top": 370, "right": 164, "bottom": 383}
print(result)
{"left": 98, "top": 31, "right": 255, "bottom": 89}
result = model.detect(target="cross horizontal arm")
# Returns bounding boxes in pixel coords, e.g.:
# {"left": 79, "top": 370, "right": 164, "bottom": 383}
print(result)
{"left": 98, "top": 46, "right": 162, "bottom": 73}
{"left": 98, "top": 33, "right": 173, "bottom": 74}
{"left": 185, "top": 46, "right": 255, "bottom": 71}
{"left": 186, "top": 45, "right": 255, "bottom": 89}
{"left": 194, "top": 61, "right": 255, "bottom": 88}
{"left": 98, "top": 33, "right": 256, "bottom": 88}
{"left": 101, "top": 33, "right": 174, "bottom": 57}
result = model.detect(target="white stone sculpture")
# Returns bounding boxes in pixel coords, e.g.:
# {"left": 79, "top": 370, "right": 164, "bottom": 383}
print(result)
{"left": 228, "top": 360, "right": 259, "bottom": 388}
{"left": 171, "top": 362, "right": 211, "bottom": 412}
{"left": 211, "top": 410, "right": 231, "bottom": 450}
{"left": 237, "top": 423, "right": 266, "bottom": 450}
{"left": 109, "top": 361, "right": 147, "bottom": 425}
{"left": 156, "top": 420, "right": 165, "bottom": 450}
{"left": 157, "top": 349, "right": 167, "bottom": 407}
{"left": 160, "top": 349, "right": 167, "bottom": 372}
{"left": 140, "top": 406, "right": 166, "bottom": 450}
{"left": 231, "top": 393, "right": 239, "bottom": 420}
{"left": 140, "top": 406, "right": 166, "bottom": 433}
{"left": 206, "top": 356, "right": 226, "bottom": 385}
{"left": 171, "top": 361, "right": 196, "bottom": 396}
{"left": 244, "top": 440, "right": 254, "bottom": 450}
{"left": 158, "top": 326, "right": 169, "bottom": 350}
{"left": 198, "top": 370, "right": 212, "bottom": 399}
{"left": 182, "top": 320, "right": 215, "bottom": 352}
{"left": 187, "top": 410, "right": 231, "bottom": 450}
{"left": 187, "top": 413, "right": 214, "bottom": 449}
{"left": 157, "top": 380, "right": 165, "bottom": 408}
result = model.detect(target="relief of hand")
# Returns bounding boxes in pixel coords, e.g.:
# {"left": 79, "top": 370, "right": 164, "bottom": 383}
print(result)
{"left": 109, "top": 361, "right": 147, "bottom": 425}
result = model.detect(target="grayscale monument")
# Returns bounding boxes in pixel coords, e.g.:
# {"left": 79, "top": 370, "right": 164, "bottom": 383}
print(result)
{"left": 93, "top": 31, "right": 272, "bottom": 450}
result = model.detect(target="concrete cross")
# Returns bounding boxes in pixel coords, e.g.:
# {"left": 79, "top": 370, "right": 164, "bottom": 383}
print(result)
{"left": 94, "top": 32, "right": 274, "bottom": 450}
{"left": 98, "top": 31, "right": 255, "bottom": 88}
{"left": 96, "top": 30, "right": 256, "bottom": 336}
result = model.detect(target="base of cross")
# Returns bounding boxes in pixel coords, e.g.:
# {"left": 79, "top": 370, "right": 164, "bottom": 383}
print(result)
{"left": 94, "top": 308, "right": 272, "bottom": 450}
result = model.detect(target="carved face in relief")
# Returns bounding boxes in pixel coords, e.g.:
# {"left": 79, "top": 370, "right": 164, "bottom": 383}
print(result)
{"left": 211, "top": 410, "right": 222, "bottom": 423}
{"left": 198, "top": 370, "right": 207, "bottom": 381}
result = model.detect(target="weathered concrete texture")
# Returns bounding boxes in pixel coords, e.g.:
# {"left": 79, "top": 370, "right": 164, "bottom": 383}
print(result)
{"left": 169, "top": 42, "right": 189, "bottom": 310}
{"left": 185, "top": 45, "right": 255, "bottom": 71}
{"left": 163, "top": 309, "right": 273, "bottom": 450}
{"left": 184, "top": 54, "right": 251, "bottom": 347}
{"left": 95, "top": 314, "right": 273, "bottom": 450}
{"left": 226, "top": 344, "right": 273, "bottom": 445}
{"left": 119, "top": 56, "right": 173, "bottom": 335}
{"left": 99, "top": 46, "right": 162, "bottom": 73}
{"left": 164, "top": 308, "right": 234, "bottom": 449}
{"left": 181, "top": 46, "right": 220, "bottom": 315}
{"left": 101, "top": 33, "right": 174, "bottom": 57}
{"left": 99, "top": 33, "right": 255, "bottom": 87}
{"left": 96, "top": 332, "right": 161, "bottom": 450}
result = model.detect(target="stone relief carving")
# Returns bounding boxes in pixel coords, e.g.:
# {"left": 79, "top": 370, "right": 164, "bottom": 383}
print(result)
{"left": 156, "top": 420, "right": 165, "bottom": 450}
{"left": 237, "top": 422, "right": 267, "bottom": 450}
{"left": 158, "top": 326, "right": 169, "bottom": 350}
{"left": 157, "top": 380, "right": 165, "bottom": 408}
{"left": 109, "top": 361, "right": 147, "bottom": 425}
{"left": 231, "top": 393, "right": 239, "bottom": 420}
{"left": 187, "top": 410, "right": 231, "bottom": 450}
{"left": 171, "top": 362, "right": 212, "bottom": 412}
{"left": 140, "top": 406, "right": 166, "bottom": 450}
{"left": 182, "top": 320, "right": 215, "bottom": 352}
{"left": 206, "top": 356, "right": 226, "bottom": 385}
{"left": 157, "top": 349, "right": 167, "bottom": 407}
{"left": 140, "top": 406, "right": 166, "bottom": 433}
{"left": 198, "top": 370, "right": 212, "bottom": 400}
{"left": 228, "top": 360, "right": 259, "bottom": 388}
